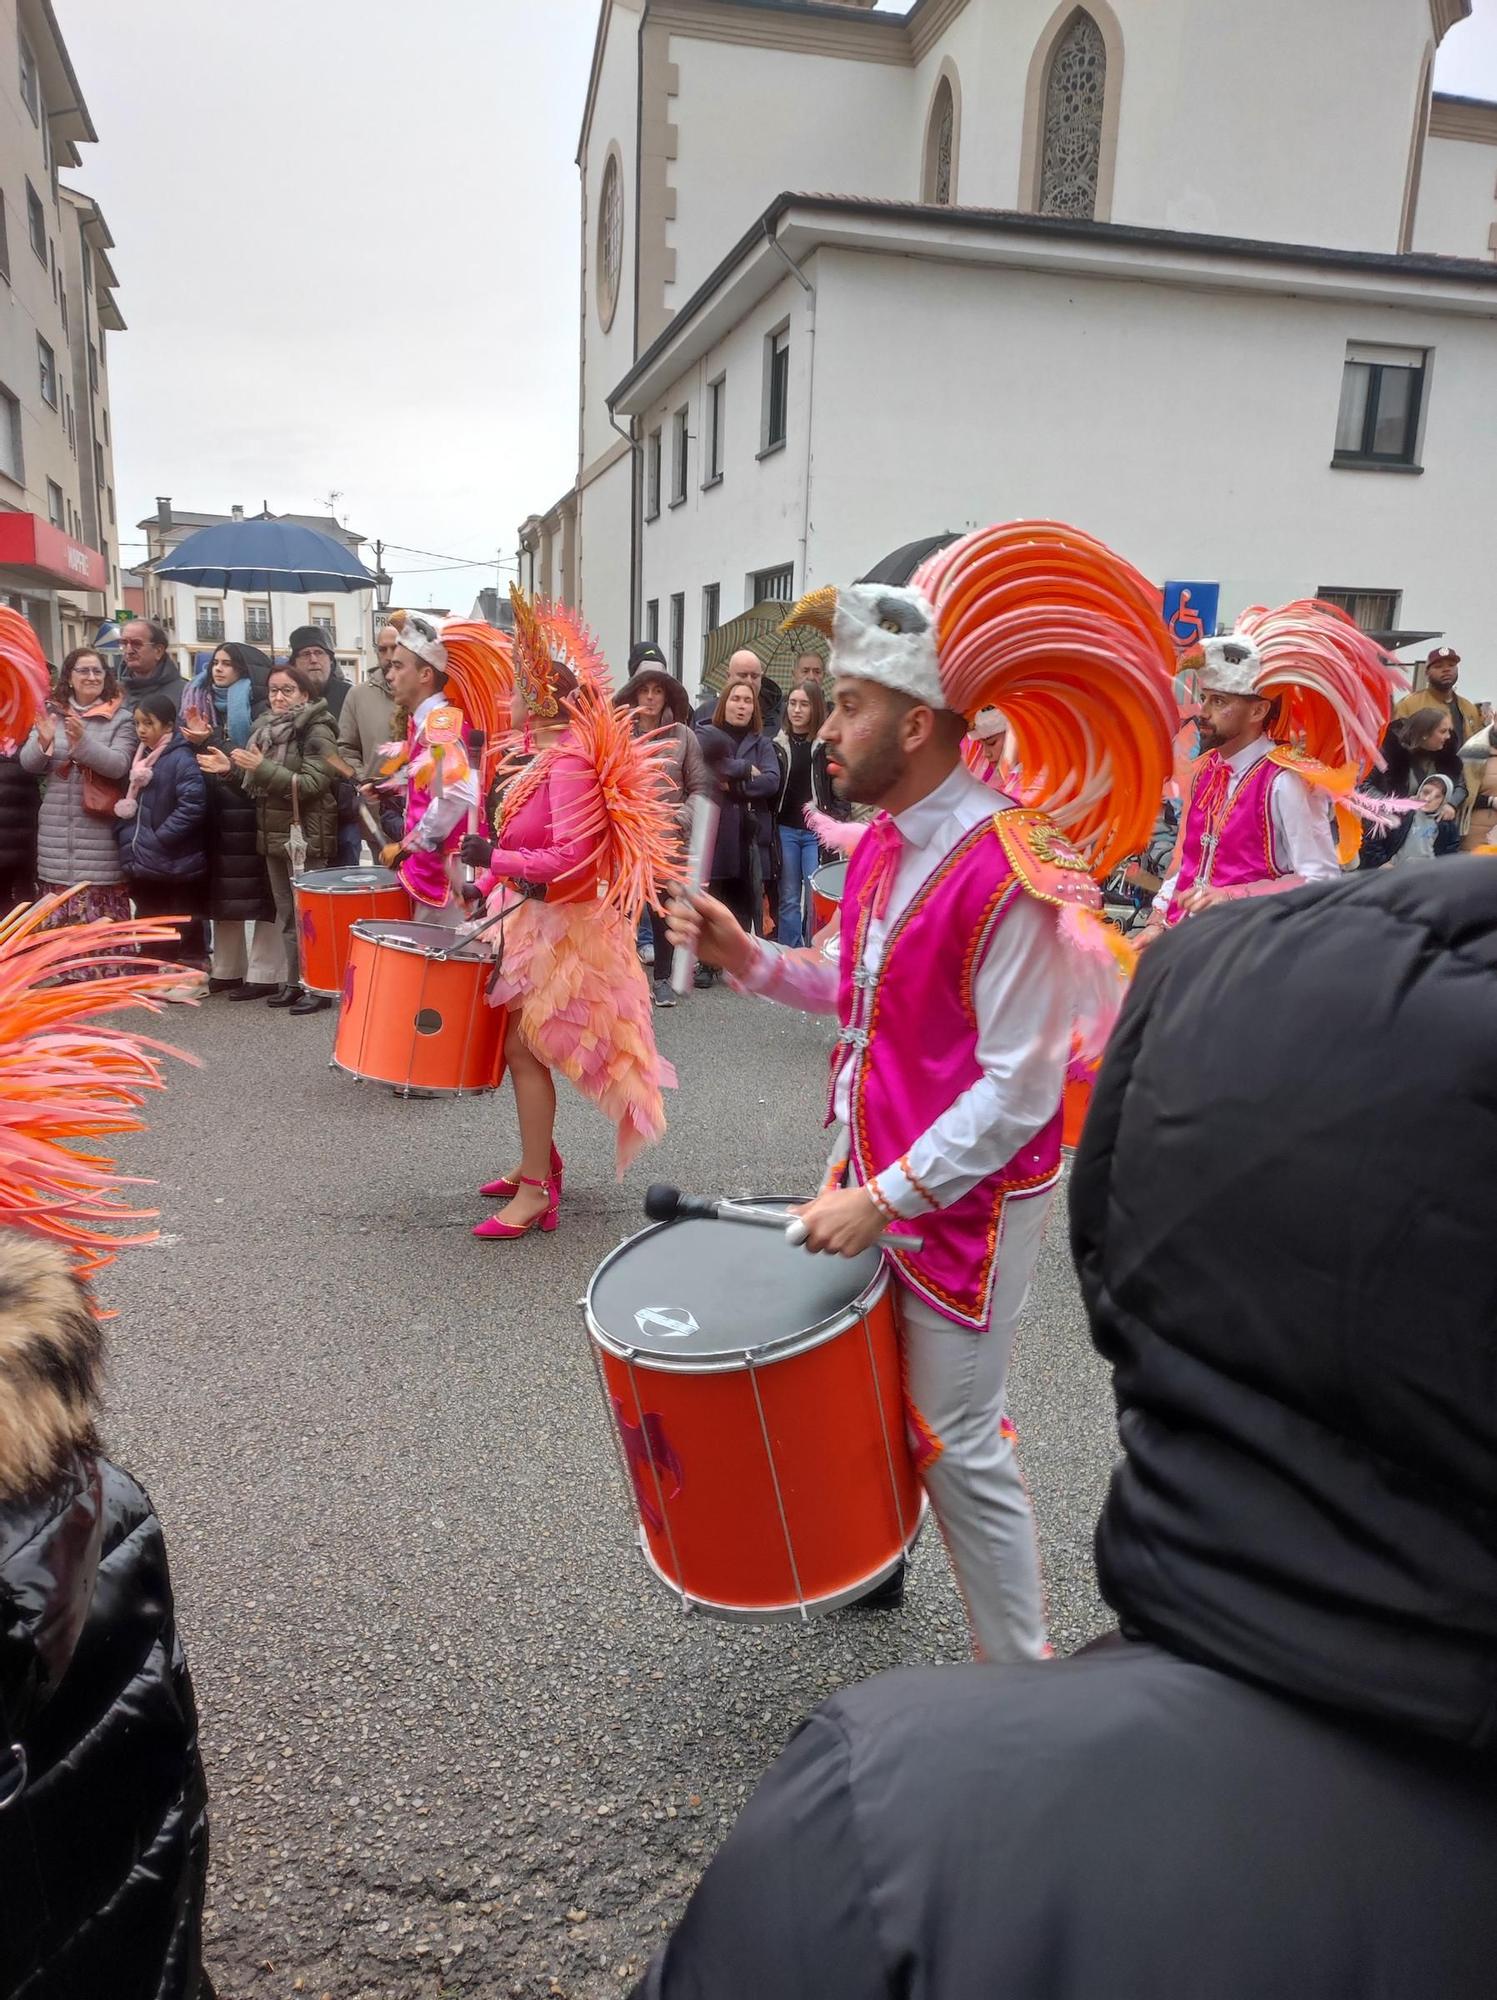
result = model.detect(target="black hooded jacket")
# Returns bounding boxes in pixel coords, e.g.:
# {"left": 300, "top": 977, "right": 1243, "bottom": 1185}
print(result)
{"left": 635, "top": 863, "right": 1497, "bottom": 1999}
{"left": 0, "top": 1238, "right": 210, "bottom": 1999}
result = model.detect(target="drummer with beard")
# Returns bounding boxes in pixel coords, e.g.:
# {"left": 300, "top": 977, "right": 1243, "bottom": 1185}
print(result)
{"left": 668, "top": 587, "right": 1089, "bottom": 1665}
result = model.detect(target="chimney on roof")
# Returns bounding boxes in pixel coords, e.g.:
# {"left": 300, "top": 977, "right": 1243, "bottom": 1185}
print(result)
{"left": 232, "top": 504, "right": 244, "bottom": 521}
{"left": 157, "top": 496, "right": 172, "bottom": 528}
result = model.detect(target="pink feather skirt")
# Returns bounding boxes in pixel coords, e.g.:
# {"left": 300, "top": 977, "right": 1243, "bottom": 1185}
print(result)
{"left": 484, "top": 898, "right": 676, "bottom": 1175}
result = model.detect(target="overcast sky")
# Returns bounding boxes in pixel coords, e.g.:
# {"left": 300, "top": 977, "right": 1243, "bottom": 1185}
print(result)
{"left": 62, "top": 0, "right": 1497, "bottom": 610}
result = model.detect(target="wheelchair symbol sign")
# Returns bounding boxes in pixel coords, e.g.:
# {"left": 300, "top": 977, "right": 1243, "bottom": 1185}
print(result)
{"left": 1162, "top": 581, "right": 1220, "bottom": 652}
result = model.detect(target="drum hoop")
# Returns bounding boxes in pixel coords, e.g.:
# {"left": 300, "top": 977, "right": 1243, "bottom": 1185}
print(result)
{"left": 583, "top": 1198, "right": 890, "bottom": 1371}
{"left": 293, "top": 868, "right": 401, "bottom": 892}
{"left": 348, "top": 918, "right": 481, "bottom": 963}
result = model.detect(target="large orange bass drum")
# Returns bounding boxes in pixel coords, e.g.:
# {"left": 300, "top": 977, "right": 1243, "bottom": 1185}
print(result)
{"left": 294, "top": 866, "right": 411, "bottom": 998}
{"left": 585, "top": 1200, "right": 922, "bottom": 1619}
{"left": 332, "top": 919, "right": 506, "bottom": 1096}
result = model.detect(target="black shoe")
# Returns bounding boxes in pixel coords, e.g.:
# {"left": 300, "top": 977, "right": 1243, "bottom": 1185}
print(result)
{"left": 653, "top": 979, "right": 678, "bottom": 1008}
{"left": 265, "top": 984, "right": 302, "bottom": 1008}
{"left": 288, "top": 991, "right": 332, "bottom": 1015}
{"left": 693, "top": 964, "right": 716, "bottom": 990}
{"left": 855, "top": 1558, "right": 906, "bottom": 1613}
{"left": 207, "top": 977, "right": 243, "bottom": 995}
{"left": 229, "top": 982, "right": 280, "bottom": 1001}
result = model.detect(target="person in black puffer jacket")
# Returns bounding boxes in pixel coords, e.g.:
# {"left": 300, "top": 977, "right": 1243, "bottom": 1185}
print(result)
{"left": 0, "top": 746, "right": 39, "bottom": 908}
{"left": 0, "top": 1234, "right": 212, "bottom": 2000}
{"left": 635, "top": 861, "right": 1497, "bottom": 2000}
{"left": 181, "top": 645, "right": 283, "bottom": 997}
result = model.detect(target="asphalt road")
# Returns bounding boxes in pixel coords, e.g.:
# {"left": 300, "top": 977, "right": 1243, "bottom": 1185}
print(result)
{"left": 98, "top": 965, "right": 1118, "bottom": 2000}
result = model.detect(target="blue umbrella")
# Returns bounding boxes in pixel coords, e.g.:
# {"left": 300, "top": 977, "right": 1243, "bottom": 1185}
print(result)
{"left": 151, "top": 517, "right": 375, "bottom": 593}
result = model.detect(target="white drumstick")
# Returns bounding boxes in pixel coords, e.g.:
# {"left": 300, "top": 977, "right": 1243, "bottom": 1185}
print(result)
{"left": 671, "top": 795, "right": 721, "bottom": 996}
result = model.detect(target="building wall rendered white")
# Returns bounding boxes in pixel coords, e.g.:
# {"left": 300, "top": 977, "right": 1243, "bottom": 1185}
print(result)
{"left": 635, "top": 272, "right": 810, "bottom": 690}
{"left": 1414, "top": 134, "right": 1497, "bottom": 259}
{"left": 575, "top": 453, "right": 635, "bottom": 680}
{"left": 665, "top": 38, "right": 911, "bottom": 308}
{"left": 795, "top": 249, "right": 1497, "bottom": 687}
{"left": 580, "top": 0, "right": 641, "bottom": 472}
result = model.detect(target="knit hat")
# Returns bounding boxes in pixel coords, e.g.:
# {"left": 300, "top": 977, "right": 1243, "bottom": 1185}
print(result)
{"left": 628, "top": 640, "right": 670, "bottom": 675}
{"left": 288, "top": 625, "right": 335, "bottom": 664}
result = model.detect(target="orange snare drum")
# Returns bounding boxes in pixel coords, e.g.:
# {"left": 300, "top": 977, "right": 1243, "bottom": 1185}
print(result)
{"left": 586, "top": 1201, "right": 923, "bottom": 1619}
{"left": 295, "top": 867, "right": 411, "bottom": 997}
{"left": 332, "top": 919, "right": 507, "bottom": 1097}
{"left": 809, "top": 859, "right": 847, "bottom": 936}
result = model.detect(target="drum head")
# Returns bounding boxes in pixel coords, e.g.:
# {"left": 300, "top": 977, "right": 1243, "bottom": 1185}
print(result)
{"left": 351, "top": 918, "right": 486, "bottom": 963}
{"left": 588, "top": 1199, "right": 883, "bottom": 1367}
{"left": 811, "top": 860, "right": 848, "bottom": 901}
{"left": 295, "top": 865, "right": 403, "bottom": 893}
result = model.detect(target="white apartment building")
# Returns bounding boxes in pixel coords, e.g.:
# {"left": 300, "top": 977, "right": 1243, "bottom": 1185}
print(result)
{"left": 0, "top": 0, "right": 123, "bottom": 662}
{"left": 137, "top": 498, "right": 377, "bottom": 683}
{"left": 525, "top": 0, "right": 1497, "bottom": 694}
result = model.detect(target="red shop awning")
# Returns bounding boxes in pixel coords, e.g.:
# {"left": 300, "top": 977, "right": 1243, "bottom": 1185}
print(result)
{"left": 0, "top": 511, "right": 108, "bottom": 592}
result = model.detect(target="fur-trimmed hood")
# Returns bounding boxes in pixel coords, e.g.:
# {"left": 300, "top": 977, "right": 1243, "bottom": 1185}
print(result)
{"left": 0, "top": 1235, "right": 102, "bottom": 1502}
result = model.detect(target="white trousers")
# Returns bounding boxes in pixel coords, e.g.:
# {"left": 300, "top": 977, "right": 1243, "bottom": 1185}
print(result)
{"left": 897, "top": 1188, "right": 1052, "bottom": 1664}
{"left": 210, "top": 918, "right": 286, "bottom": 987}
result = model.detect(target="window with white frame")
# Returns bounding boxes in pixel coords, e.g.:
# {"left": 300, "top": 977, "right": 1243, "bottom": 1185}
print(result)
{"left": 18, "top": 27, "right": 39, "bottom": 123}
{"left": 196, "top": 599, "right": 225, "bottom": 643}
{"left": 307, "top": 604, "right": 336, "bottom": 643}
{"left": 645, "top": 429, "right": 662, "bottom": 520}
{"left": 37, "top": 336, "right": 56, "bottom": 407}
{"left": 45, "top": 479, "right": 63, "bottom": 528}
{"left": 670, "top": 593, "right": 686, "bottom": 677}
{"left": 751, "top": 563, "right": 794, "bottom": 604}
{"left": 1334, "top": 344, "right": 1428, "bottom": 468}
{"left": 644, "top": 598, "right": 660, "bottom": 643}
{"left": 26, "top": 182, "right": 45, "bottom": 263}
{"left": 763, "top": 326, "right": 790, "bottom": 451}
{"left": 672, "top": 406, "right": 689, "bottom": 506}
{"left": 706, "top": 376, "right": 725, "bottom": 485}
{"left": 245, "top": 602, "right": 272, "bottom": 644}
{"left": 0, "top": 388, "right": 21, "bottom": 485}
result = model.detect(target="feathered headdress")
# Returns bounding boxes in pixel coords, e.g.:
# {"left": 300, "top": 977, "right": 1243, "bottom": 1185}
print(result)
{"left": 0, "top": 605, "right": 50, "bottom": 753}
{"left": 0, "top": 895, "right": 197, "bottom": 1285}
{"left": 788, "top": 522, "right": 1180, "bottom": 881}
{"left": 508, "top": 586, "right": 608, "bottom": 719}
{"left": 1182, "top": 599, "right": 1407, "bottom": 858}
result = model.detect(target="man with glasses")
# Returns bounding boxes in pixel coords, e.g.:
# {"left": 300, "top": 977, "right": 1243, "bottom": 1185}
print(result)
{"left": 118, "top": 619, "right": 186, "bottom": 712}
{"left": 338, "top": 621, "right": 400, "bottom": 846}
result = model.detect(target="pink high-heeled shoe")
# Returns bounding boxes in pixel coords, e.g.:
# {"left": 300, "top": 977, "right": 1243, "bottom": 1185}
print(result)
{"left": 479, "top": 1143, "right": 563, "bottom": 1202}
{"left": 472, "top": 1175, "right": 560, "bottom": 1241}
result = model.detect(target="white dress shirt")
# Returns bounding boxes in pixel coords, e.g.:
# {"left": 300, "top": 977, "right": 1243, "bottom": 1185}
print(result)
{"left": 736, "top": 764, "right": 1075, "bottom": 1220}
{"left": 1154, "top": 736, "right": 1341, "bottom": 919}
{"left": 406, "top": 692, "right": 478, "bottom": 852}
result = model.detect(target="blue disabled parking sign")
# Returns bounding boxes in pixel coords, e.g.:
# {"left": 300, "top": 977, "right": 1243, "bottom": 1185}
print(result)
{"left": 1162, "top": 581, "right": 1220, "bottom": 651}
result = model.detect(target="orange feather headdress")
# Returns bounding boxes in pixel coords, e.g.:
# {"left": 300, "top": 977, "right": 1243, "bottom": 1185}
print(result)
{"left": 787, "top": 521, "right": 1180, "bottom": 882}
{"left": 0, "top": 605, "right": 50, "bottom": 752}
{"left": 0, "top": 895, "right": 198, "bottom": 1284}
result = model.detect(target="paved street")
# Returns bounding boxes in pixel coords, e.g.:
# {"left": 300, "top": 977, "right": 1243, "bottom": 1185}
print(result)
{"left": 99, "top": 972, "right": 1117, "bottom": 2000}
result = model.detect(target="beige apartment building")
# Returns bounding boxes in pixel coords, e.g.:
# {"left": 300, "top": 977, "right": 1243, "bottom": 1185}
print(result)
{"left": 0, "top": 0, "right": 122, "bottom": 663}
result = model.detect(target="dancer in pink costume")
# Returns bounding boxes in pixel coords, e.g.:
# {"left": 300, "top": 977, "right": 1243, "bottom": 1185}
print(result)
{"left": 459, "top": 591, "right": 678, "bottom": 1241}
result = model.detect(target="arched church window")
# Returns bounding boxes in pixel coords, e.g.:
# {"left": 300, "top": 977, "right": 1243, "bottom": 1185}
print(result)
{"left": 1039, "top": 10, "right": 1106, "bottom": 220}
{"left": 597, "top": 151, "right": 624, "bottom": 332}
{"left": 924, "top": 77, "right": 955, "bottom": 205}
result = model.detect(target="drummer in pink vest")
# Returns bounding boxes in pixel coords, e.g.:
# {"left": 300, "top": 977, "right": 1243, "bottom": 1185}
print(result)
{"left": 667, "top": 553, "right": 1169, "bottom": 1665}
{"left": 377, "top": 611, "right": 479, "bottom": 926}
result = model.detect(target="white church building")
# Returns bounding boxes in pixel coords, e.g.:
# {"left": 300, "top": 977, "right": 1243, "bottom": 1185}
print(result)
{"left": 519, "top": 0, "right": 1497, "bottom": 692}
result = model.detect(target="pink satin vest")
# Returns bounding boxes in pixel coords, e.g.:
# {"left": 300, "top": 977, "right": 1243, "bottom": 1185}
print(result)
{"left": 1167, "top": 752, "right": 1286, "bottom": 928}
{"left": 833, "top": 815, "right": 1063, "bottom": 1331}
{"left": 400, "top": 718, "right": 465, "bottom": 909}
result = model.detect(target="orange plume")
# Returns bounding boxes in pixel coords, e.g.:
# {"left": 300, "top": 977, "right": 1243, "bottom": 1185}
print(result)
{"left": 914, "top": 522, "right": 1180, "bottom": 880}
{"left": 434, "top": 621, "right": 515, "bottom": 789}
{"left": 0, "top": 605, "right": 50, "bottom": 750}
{"left": 0, "top": 894, "right": 198, "bottom": 1281}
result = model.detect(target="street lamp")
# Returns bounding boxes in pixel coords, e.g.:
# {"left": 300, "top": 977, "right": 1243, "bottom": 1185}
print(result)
{"left": 373, "top": 538, "right": 393, "bottom": 611}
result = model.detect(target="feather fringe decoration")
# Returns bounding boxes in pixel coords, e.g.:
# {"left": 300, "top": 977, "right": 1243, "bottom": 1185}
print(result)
{"left": 804, "top": 806, "right": 865, "bottom": 855}
{"left": 1232, "top": 599, "right": 1405, "bottom": 777}
{"left": 436, "top": 622, "right": 515, "bottom": 787}
{"left": 913, "top": 522, "right": 1180, "bottom": 881}
{"left": 0, "top": 894, "right": 199, "bottom": 1280}
{"left": 0, "top": 605, "right": 50, "bottom": 751}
